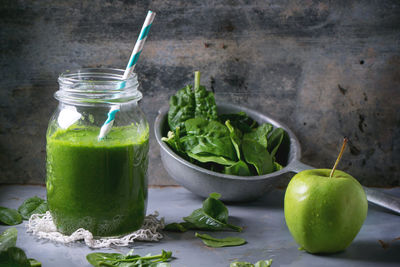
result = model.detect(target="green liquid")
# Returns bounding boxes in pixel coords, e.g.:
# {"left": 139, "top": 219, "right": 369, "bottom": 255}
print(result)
{"left": 46, "top": 125, "right": 149, "bottom": 237}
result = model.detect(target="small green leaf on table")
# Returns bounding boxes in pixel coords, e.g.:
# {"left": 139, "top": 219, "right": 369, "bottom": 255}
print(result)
{"left": 164, "top": 222, "right": 195, "bottom": 232}
{"left": 0, "top": 207, "right": 23, "bottom": 225}
{"left": 183, "top": 193, "right": 242, "bottom": 232}
{"left": 0, "top": 247, "right": 31, "bottom": 267}
{"left": 195, "top": 232, "right": 246, "bottom": 247}
{"left": 28, "top": 258, "right": 42, "bottom": 267}
{"left": 0, "top": 227, "right": 17, "bottom": 251}
{"left": 230, "top": 259, "right": 273, "bottom": 267}
{"left": 165, "top": 193, "right": 242, "bottom": 232}
{"left": 18, "top": 196, "right": 48, "bottom": 220}
{"left": 86, "top": 249, "right": 173, "bottom": 267}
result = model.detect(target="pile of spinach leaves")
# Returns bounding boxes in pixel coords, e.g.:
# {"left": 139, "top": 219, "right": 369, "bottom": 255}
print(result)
{"left": 162, "top": 71, "right": 287, "bottom": 176}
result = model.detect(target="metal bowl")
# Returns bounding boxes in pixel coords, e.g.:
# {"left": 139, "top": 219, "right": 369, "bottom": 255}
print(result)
{"left": 154, "top": 103, "right": 313, "bottom": 202}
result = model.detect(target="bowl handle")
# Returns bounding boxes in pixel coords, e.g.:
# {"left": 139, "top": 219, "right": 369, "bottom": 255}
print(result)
{"left": 288, "top": 160, "right": 400, "bottom": 215}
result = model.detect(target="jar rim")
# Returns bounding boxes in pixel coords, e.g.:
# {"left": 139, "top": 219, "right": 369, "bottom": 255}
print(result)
{"left": 58, "top": 68, "right": 138, "bottom": 84}
{"left": 56, "top": 68, "right": 142, "bottom": 104}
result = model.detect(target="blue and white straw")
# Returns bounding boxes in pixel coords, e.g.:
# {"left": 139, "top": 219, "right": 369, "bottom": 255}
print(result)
{"left": 98, "top": 10, "right": 156, "bottom": 141}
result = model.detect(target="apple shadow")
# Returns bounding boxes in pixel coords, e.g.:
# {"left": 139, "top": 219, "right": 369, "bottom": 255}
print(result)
{"left": 229, "top": 189, "right": 285, "bottom": 210}
{"left": 314, "top": 239, "right": 400, "bottom": 263}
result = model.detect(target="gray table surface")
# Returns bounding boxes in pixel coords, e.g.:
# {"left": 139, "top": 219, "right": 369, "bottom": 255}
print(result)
{"left": 0, "top": 185, "right": 399, "bottom": 267}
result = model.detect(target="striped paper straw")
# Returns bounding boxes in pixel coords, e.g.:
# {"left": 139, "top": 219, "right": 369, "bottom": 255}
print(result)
{"left": 98, "top": 10, "right": 156, "bottom": 141}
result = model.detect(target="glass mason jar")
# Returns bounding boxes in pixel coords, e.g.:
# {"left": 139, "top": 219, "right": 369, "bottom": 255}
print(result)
{"left": 46, "top": 68, "right": 149, "bottom": 237}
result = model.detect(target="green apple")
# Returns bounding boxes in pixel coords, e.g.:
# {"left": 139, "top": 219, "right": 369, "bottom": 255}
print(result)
{"left": 284, "top": 139, "right": 368, "bottom": 254}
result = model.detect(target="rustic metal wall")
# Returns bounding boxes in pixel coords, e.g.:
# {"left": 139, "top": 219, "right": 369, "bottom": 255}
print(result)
{"left": 1, "top": 0, "right": 399, "bottom": 186}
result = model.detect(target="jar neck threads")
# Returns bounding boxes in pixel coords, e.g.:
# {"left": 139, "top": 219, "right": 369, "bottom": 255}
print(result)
{"left": 56, "top": 68, "right": 142, "bottom": 105}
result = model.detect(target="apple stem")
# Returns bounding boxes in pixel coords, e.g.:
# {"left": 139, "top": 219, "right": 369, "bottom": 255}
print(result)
{"left": 329, "top": 137, "right": 348, "bottom": 178}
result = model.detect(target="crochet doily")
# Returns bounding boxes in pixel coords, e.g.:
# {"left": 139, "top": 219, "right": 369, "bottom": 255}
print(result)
{"left": 26, "top": 211, "right": 164, "bottom": 248}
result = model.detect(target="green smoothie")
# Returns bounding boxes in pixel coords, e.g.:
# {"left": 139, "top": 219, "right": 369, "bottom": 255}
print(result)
{"left": 46, "top": 125, "right": 149, "bottom": 237}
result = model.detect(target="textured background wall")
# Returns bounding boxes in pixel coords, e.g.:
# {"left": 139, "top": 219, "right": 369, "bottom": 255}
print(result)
{"left": 0, "top": 0, "right": 399, "bottom": 186}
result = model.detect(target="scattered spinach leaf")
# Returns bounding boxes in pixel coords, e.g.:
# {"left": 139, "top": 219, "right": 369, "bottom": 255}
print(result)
{"left": 18, "top": 196, "right": 48, "bottom": 220}
{"left": 254, "top": 259, "right": 273, "bottom": 267}
{"left": 230, "top": 259, "right": 273, "bottom": 267}
{"left": 168, "top": 85, "right": 195, "bottom": 131}
{"left": 224, "top": 161, "right": 251, "bottom": 176}
{"left": 183, "top": 193, "right": 242, "bottom": 232}
{"left": 28, "top": 259, "right": 42, "bottom": 267}
{"left": 0, "top": 228, "right": 17, "bottom": 251}
{"left": 195, "top": 232, "right": 246, "bottom": 247}
{"left": 230, "top": 262, "right": 254, "bottom": 267}
{"left": 0, "top": 247, "right": 30, "bottom": 267}
{"left": 0, "top": 207, "right": 23, "bottom": 225}
{"left": 165, "top": 193, "right": 242, "bottom": 232}
{"left": 28, "top": 258, "right": 42, "bottom": 267}
{"left": 163, "top": 222, "right": 195, "bottom": 232}
{"left": 86, "top": 250, "right": 172, "bottom": 267}
{"left": 0, "top": 228, "right": 41, "bottom": 267}
{"left": 183, "top": 208, "right": 241, "bottom": 232}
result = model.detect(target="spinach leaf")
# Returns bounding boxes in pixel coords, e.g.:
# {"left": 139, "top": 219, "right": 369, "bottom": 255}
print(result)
{"left": 194, "top": 71, "right": 218, "bottom": 121}
{"left": 28, "top": 259, "right": 42, "bottom": 267}
{"left": 166, "top": 193, "right": 242, "bottom": 232}
{"left": 168, "top": 85, "right": 195, "bottom": 131}
{"left": 187, "top": 152, "right": 237, "bottom": 166}
{"left": 267, "top": 128, "right": 285, "bottom": 158}
{"left": 18, "top": 196, "right": 48, "bottom": 220}
{"left": 202, "top": 192, "right": 228, "bottom": 223}
{"left": 0, "top": 228, "right": 41, "bottom": 267}
{"left": 181, "top": 118, "right": 236, "bottom": 161}
{"left": 86, "top": 252, "right": 125, "bottom": 266}
{"left": 183, "top": 208, "right": 241, "bottom": 232}
{"left": 0, "top": 228, "right": 17, "bottom": 251}
{"left": 242, "top": 139, "right": 274, "bottom": 175}
{"left": 218, "top": 112, "right": 258, "bottom": 133}
{"left": 230, "top": 262, "right": 254, "bottom": 267}
{"left": 274, "top": 162, "right": 283, "bottom": 171}
{"left": 86, "top": 250, "right": 172, "bottom": 267}
{"left": 255, "top": 259, "right": 273, "bottom": 267}
{"left": 0, "top": 207, "right": 22, "bottom": 225}
{"left": 163, "top": 222, "right": 195, "bottom": 232}
{"left": 224, "top": 161, "right": 251, "bottom": 176}
{"left": 0, "top": 247, "right": 30, "bottom": 267}
{"left": 243, "top": 123, "right": 273, "bottom": 149}
{"left": 225, "top": 120, "right": 242, "bottom": 160}
{"left": 162, "top": 127, "right": 187, "bottom": 159}
{"left": 230, "top": 259, "right": 273, "bottom": 267}
{"left": 195, "top": 232, "right": 246, "bottom": 247}
{"left": 183, "top": 193, "right": 242, "bottom": 232}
